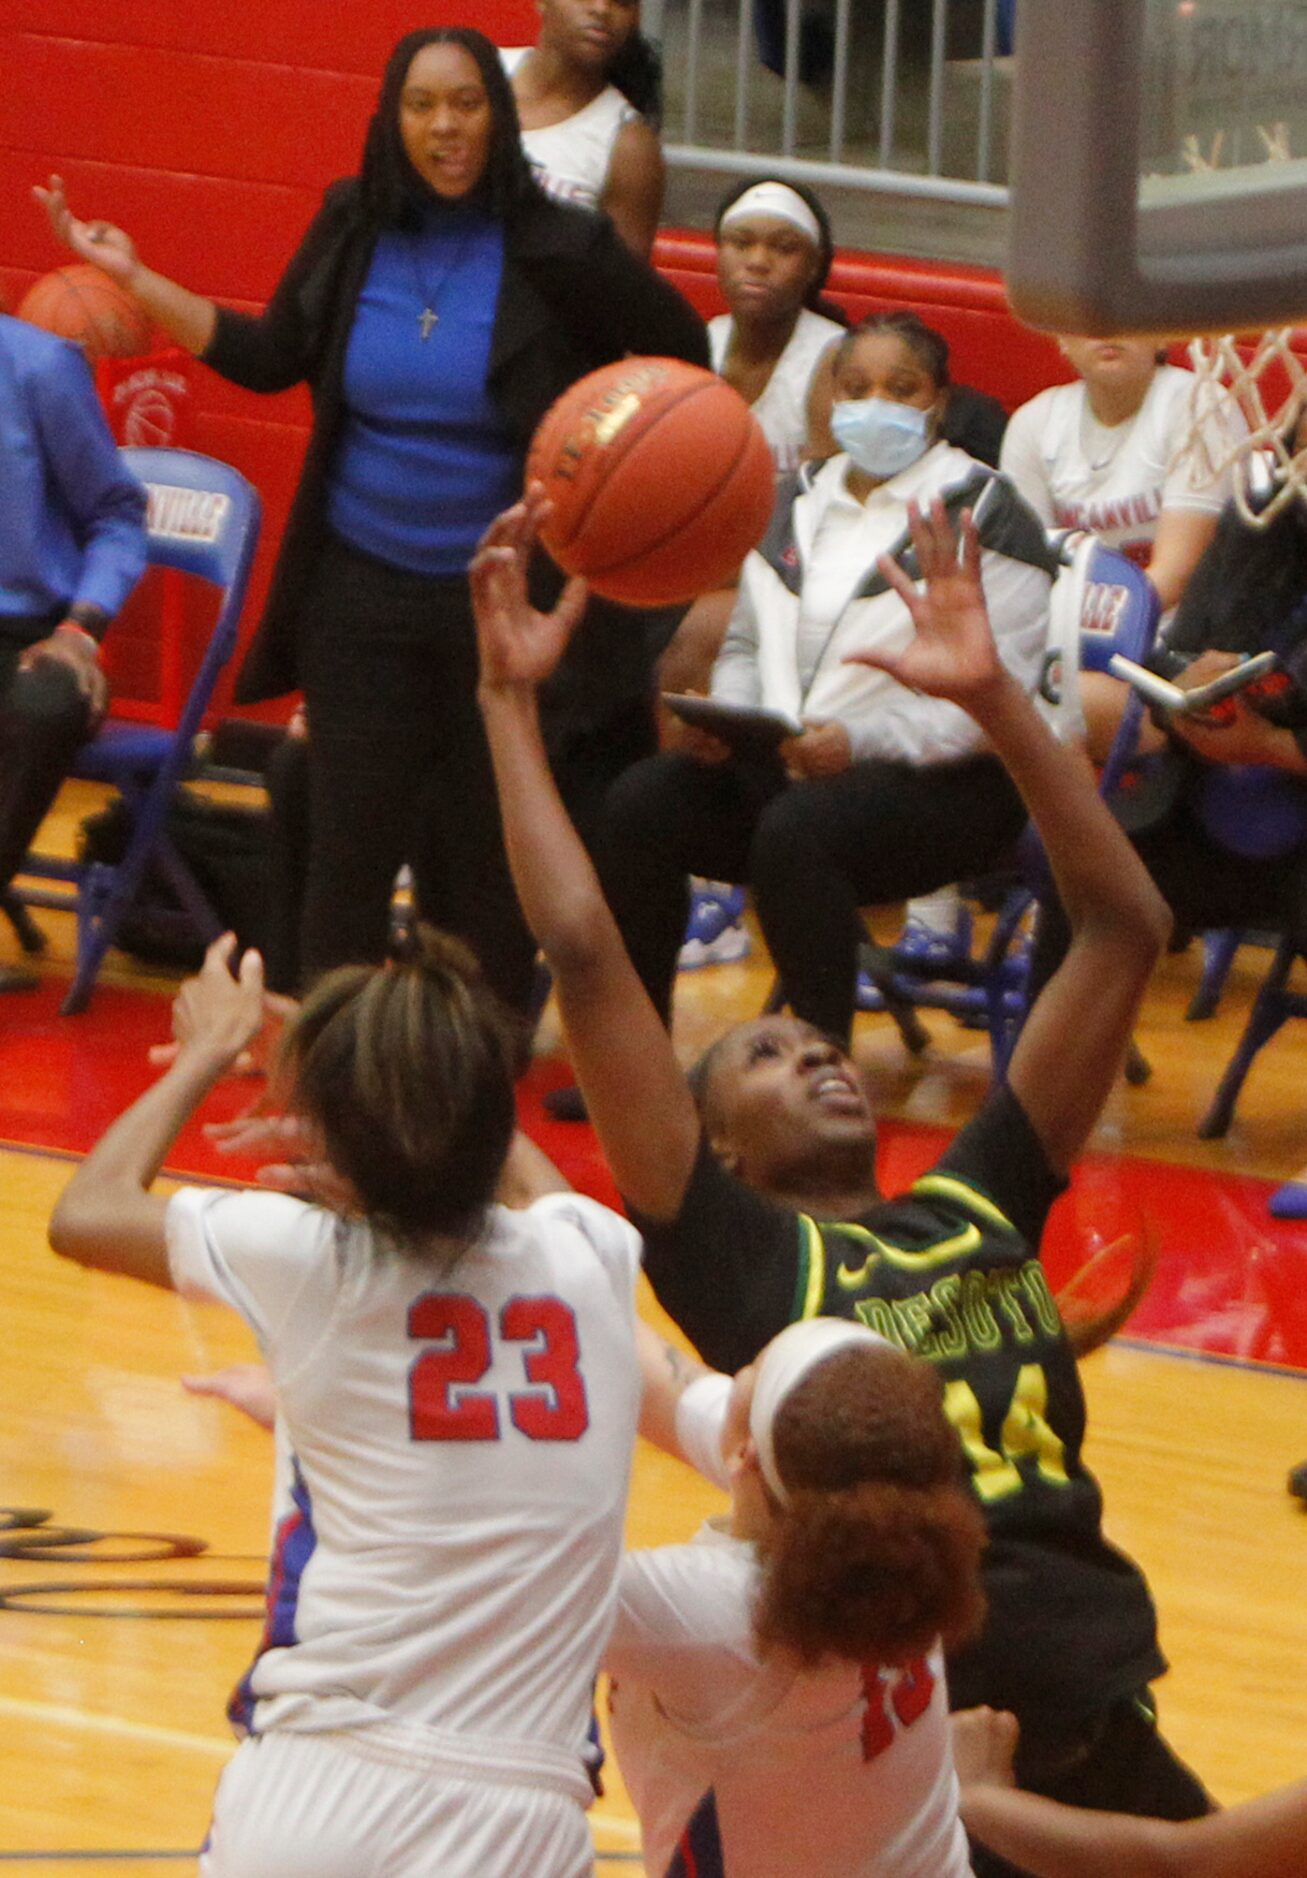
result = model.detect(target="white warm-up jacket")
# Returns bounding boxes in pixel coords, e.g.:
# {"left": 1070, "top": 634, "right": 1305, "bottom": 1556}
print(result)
{"left": 712, "top": 444, "right": 1057, "bottom": 765}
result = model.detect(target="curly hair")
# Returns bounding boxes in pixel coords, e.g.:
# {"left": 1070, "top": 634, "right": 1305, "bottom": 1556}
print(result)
{"left": 359, "top": 27, "right": 538, "bottom": 228}
{"left": 278, "top": 925, "right": 519, "bottom": 1249}
{"left": 753, "top": 1344, "right": 986, "bottom": 1667}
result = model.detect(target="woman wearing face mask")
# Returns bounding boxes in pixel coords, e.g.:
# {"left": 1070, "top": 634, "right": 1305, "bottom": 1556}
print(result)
{"left": 595, "top": 310, "right": 1055, "bottom": 1050}
{"left": 35, "top": 28, "right": 705, "bottom": 1008}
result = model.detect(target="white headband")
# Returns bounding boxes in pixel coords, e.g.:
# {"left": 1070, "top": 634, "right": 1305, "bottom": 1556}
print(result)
{"left": 749, "top": 1318, "right": 893, "bottom": 1505}
{"left": 719, "top": 182, "right": 822, "bottom": 249}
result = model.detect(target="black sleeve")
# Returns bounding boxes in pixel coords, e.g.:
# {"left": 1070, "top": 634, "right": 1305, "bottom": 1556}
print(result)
{"left": 201, "top": 180, "right": 357, "bottom": 395}
{"left": 625, "top": 1140, "right": 802, "bottom": 1373}
{"left": 935, "top": 1083, "right": 1068, "bottom": 1250}
{"left": 531, "top": 212, "right": 709, "bottom": 372}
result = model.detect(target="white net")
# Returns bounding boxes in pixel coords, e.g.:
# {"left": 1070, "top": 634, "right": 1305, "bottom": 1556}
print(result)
{"left": 1183, "top": 328, "right": 1307, "bottom": 527}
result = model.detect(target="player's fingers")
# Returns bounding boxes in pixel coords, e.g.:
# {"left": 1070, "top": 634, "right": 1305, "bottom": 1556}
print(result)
{"left": 203, "top": 931, "right": 238, "bottom": 975}
{"left": 237, "top": 946, "right": 265, "bottom": 997}
{"left": 874, "top": 549, "right": 918, "bottom": 612}
{"left": 556, "top": 576, "right": 589, "bottom": 638}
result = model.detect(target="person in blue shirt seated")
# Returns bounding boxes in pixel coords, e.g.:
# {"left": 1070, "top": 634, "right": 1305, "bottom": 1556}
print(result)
{"left": 37, "top": 26, "right": 706, "bottom": 1013}
{"left": 0, "top": 311, "right": 147, "bottom": 991}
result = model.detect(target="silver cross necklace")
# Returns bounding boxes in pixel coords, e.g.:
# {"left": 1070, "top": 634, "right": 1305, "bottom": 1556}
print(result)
{"left": 408, "top": 219, "right": 479, "bottom": 342}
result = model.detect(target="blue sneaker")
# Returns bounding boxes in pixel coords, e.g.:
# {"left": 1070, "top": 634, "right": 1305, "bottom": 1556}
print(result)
{"left": 679, "top": 882, "right": 751, "bottom": 970}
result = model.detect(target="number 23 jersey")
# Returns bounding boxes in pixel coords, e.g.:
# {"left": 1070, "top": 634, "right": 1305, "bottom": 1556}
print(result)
{"left": 166, "top": 1186, "right": 641, "bottom": 1763}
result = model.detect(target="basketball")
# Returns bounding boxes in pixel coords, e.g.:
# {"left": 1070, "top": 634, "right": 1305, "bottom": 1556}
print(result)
{"left": 17, "top": 265, "right": 152, "bottom": 361}
{"left": 526, "top": 357, "right": 776, "bottom": 606}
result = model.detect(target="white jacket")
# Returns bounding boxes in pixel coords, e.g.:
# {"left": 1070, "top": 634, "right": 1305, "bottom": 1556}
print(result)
{"left": 713, "top": 445, "right": 1055, "bottom": 765}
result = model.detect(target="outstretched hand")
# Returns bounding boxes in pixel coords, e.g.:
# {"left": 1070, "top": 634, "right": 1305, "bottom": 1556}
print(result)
{"left": 170, "top": 934, "right": 266, "bottom": 1069}
{"left": 33, "top": 174, "right": 142, "bottom": 288}
{"left": 471, "top": 487, "right": 589, "bottom": 692}
{"left": 846, "top": 499, "right": 1003, "bottom": 707}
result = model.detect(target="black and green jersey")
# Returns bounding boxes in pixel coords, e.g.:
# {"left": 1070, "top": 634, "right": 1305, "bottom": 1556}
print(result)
{"left": 633, "top": 1084, "right": 1164, "bottom": 1731}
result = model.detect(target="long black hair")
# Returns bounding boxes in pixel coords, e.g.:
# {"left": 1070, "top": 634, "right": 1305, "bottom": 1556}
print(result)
{"left": 607, "top": 32, "right": 664, "bottom": 126}
{"left": 713, "top": 175, "right": 839, "bottom": 318}
{"left": 360, "top": 27, "right": 539, "bottom": 227}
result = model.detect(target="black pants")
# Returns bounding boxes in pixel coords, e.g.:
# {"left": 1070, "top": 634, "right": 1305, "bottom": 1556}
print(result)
{"left": 969, "top": 1691, "right": 1212, "bottom": 1878}
{"left": 597, "top": 746, "right": 1027, "bottom": 1045}
{"left": 0, "top": 624, "right": 94, "bottom": 893}
{"left": 290, "top": 535, "right": 657, "bottom": 1010}
{"left": 1029, "top": 792, "right": 1307, "bottom": 1001}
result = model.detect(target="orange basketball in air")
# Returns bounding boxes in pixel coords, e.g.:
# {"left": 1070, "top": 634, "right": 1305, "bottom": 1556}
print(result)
{"left": 17, "top": 265, "right": 152, "bottom": 361}
{"left": 527, "top": 358, "right": 776, "bottom": 607}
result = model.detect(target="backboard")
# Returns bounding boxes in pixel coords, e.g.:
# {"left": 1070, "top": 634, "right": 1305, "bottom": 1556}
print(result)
{"left": 1007, "top": 0, "right": 1307, "bottom": 336}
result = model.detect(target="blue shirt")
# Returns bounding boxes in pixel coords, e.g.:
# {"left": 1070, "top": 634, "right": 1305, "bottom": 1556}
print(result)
{"left": 327, "top": 209, "right": 521, "bottom": 577}
{"left": 0, "top": 313, "right": 148, "bottom": 631}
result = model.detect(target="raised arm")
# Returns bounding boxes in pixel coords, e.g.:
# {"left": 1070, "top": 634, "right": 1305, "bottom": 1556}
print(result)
{"left": 49, "top": 937, "right": 266, "bottom": 1287}
{"left": 854, "top": 501, "right": 1171, "bottom": 1174}
{"left": 472, "top": 495, "right": 703, "bottom": 1219}
{"left": 960, "top": 1750, "right": 1307, "bottom": 1878}
{"left": 34, "top": 175, "right": 218, "bottom": 357}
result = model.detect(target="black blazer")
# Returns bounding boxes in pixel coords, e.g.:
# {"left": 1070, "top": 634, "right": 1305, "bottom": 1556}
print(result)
{"left": 203, "top": 179, "right": 709, "bottom": 704}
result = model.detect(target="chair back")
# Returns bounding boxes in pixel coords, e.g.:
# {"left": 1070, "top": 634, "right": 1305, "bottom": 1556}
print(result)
{"left": 121, "top": 446, "right": 261, "bottom": 594}
{"left": 1044, "top": 536, "right": 1162, "bottom": 796}
{"left": 118, "top": 446, "right": 262, "bottom": 737}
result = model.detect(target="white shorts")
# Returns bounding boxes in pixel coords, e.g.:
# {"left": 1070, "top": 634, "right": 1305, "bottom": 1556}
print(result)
{"left": 200, "top": 1730, "right": 594, "bottom": 1878}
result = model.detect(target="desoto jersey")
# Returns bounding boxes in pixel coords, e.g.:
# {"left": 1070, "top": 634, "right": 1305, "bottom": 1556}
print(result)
{"left": 607, "top": 1526, "right": 972, "bottom": 1878}
{"left": 166, "top": 1185, "right": 642, "bottom": 1787}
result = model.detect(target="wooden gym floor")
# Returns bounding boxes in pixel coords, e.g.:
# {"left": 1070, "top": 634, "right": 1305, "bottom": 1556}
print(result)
{"left": 2, "top": 781, "right": 1307, "bottom": 1872}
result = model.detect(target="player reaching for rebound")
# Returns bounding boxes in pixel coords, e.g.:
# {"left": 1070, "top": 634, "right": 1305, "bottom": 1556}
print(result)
{"left": 471, "top": 491, "right": 1204, "bottom": 1873}
{"left": 48, "top": 929, "right": 644, "bottom": 1878}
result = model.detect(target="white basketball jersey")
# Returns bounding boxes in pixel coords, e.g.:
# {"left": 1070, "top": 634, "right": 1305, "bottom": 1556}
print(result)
{"left": 606, "top": 1526, "right": 973, "bottom": 1878}
{"left": 1000, "top": 363, "right": 1245, "bottom": 567}
{"left": 502, "top": 47, "right": 637, "bottom": 211}
{"left": 166, "top": 1186, "right": 641, "bottom": 1782}
{"left": 709, "top": 307, "right": 845, "bottom": 475}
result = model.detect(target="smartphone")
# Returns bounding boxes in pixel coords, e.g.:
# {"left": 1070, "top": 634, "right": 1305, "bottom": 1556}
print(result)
{"left": 1107, "top": 650, "right": 1279, "bottom": 717}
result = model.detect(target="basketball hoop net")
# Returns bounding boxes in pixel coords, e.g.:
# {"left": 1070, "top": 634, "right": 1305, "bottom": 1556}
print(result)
{"left": 1183, "top": 328, "right": 1307, "bottom": 528}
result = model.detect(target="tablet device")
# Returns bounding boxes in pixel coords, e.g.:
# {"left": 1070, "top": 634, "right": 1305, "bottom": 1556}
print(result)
{"left": 663, "top": 693, "right": 805, "bottom": 759}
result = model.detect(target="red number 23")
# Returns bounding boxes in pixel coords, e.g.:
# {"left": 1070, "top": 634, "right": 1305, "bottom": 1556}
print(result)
{"left": 407, "top": 1293, "right": 590, "bottom": 1443}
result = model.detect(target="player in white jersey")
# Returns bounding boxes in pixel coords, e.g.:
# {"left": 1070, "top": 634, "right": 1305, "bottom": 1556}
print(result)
{"left": 48, "top": 929, "right": 643, "bottom": 1878}
{"left": 502, "top": 0, "right": 664, "bottom": 256}
{"left": 611, "top": 1319, "right": 984, "bottom": 1877}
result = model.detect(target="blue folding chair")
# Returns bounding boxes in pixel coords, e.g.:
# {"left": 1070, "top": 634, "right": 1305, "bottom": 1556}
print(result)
{"left": 9, "top": 447, "right": 261, "bottom": 1013}
{"left": 849, "top": 537, "right": 1162, "bottom": 1075}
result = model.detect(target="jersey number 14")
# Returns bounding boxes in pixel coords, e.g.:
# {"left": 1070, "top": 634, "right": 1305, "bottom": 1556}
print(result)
{"left": 407, "top": 1292, "right": 590, "bottom": 1442}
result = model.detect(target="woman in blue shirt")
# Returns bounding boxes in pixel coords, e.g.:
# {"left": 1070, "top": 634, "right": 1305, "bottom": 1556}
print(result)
{"left": 38, "top": 27, "right": 706, "bottom": 1007}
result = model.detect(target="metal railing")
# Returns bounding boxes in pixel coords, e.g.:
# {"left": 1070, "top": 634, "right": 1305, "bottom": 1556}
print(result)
{"left": 648, "top": 0, "right": 1015, "bottom": 210}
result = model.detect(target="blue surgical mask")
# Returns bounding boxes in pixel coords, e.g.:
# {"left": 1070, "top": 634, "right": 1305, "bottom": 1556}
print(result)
{"left": 830, "top": 396, "right": 933, "bottom": 478}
